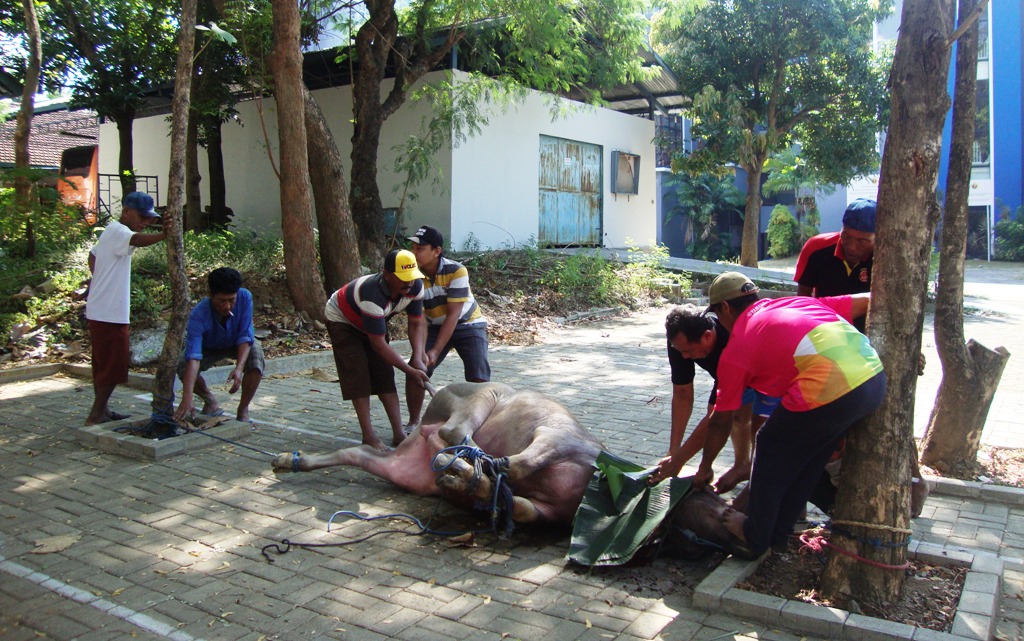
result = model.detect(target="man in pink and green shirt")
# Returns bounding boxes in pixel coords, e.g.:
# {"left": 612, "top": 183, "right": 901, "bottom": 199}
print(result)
{"left": 655, "top": 271, "right": 886, "bottom": 555}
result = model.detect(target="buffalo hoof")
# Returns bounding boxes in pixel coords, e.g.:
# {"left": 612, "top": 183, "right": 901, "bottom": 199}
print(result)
{"left": 272, "top": 451, "right": 305, "bottom": 473}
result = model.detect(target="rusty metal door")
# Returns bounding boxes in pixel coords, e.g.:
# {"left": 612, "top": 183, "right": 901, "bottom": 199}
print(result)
{"left": 539, "top": 135, "right": 602, "bottom": 246}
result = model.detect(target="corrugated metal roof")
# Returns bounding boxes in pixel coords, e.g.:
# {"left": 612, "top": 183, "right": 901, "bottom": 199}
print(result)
{"left": 0, "top": 105, "right": 99, "bottom": 168}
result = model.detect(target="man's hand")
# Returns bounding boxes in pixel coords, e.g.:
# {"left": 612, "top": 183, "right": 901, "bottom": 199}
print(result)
{"left": 406, "top": 368, "right": 431, "bottom": 389}
{"left": 425, "top": 349, "right": 440, "bottom": 370}
{"left": 173, "top": 396, "right": 195, "bottom": 422}
{"left": 649, "top": 453, "right": 683, "bottom": 485}
{"left": 918, "top": 352, "right": 926, "bottom": 376}
{"left": 227, "top": 368, "right": 243, "bottom": 394}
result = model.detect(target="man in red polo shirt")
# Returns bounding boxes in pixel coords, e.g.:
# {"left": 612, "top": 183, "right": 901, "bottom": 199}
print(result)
{"left": 794, "top": 198, "right": 875, "bottom": 331}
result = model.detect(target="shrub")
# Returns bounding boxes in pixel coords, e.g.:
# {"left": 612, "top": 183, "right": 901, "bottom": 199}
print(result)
{"left": 766, "top": 205, "right": 801, "bottom": 258}
{"left": 994, "top": 210, "right": 1024, "bottom": 262}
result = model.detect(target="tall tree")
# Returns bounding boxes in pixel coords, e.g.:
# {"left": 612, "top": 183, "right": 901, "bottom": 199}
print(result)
{"left": 42, "top": 0, "right": 178, "bottom": 194}
{"left": 153, "top": 0, "right": 198, "bottom": 422}
{"left": 303, "top": 84, "right": 361, "bottom": 291}
{"left": 12, "top": 0, "right": 41, "bottom": 257}
{"left": 343, "top": 0, "right": 650, "bottom": 265}
{"left": 820, "top": 0, "right": 956, "bottom": 602}
{"left": 269, "top": 0, "right": 326, "bottom": 320}
{"left": 920, "top": 0, "right": 1009, "bottom": 474}
{"left": 652, "top": 0, "right": 890, "bottom": 266}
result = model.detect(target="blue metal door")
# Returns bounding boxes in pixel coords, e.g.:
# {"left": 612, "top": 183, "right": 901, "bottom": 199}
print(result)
{"left": 539, "top": 135, "right": 602, "bottom": 246}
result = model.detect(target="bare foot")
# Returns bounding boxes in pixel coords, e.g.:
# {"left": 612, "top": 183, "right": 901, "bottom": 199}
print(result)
{"left": 236, "top": 410, "right": 250, "bottom": 423}
{"left": 716, "top": 462, "right": 752, "bottom": 493}
{"left": 911, "top": 477, "right": 930, "bottom": 518}
{"left": 722, "top": 508, "right": 748, "bottom": 542}
{"left": 362, "top": 437, "right": 389, "bottom": 453}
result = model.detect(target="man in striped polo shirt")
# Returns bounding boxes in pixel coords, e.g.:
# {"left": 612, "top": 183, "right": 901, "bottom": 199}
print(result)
{"left": 405, "top": 225, "right": 491, "bottom": 430}
{"left": 324, "top": 249, "right": 431, "bottom": 450}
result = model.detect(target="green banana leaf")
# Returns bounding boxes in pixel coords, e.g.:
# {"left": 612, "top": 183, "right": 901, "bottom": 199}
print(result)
{"left": 567, "top": 451, "right": 693, "bottom": 567}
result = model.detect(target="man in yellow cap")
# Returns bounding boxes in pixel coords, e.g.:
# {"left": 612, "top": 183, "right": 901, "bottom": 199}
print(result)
{"left": 323, "top": 249, "right": 430, "bottom": 450}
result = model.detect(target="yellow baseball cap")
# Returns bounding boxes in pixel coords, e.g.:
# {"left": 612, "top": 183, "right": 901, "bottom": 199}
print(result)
{"left": 385, "top": 249, "right": 425, "bottom": 282}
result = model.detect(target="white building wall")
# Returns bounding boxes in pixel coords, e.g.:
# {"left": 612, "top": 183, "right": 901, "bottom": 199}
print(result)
{"left": 99, "top": 69, "right": 655, "bottom": 251}
{"left": 449, "top": 73, "right": 656, "bottom": 250}
{"left": 98, "top": 75, "right": 452, "bottom": 233}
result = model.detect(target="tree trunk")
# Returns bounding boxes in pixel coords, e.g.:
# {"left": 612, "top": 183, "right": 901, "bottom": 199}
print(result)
{"left": 14, "top": 0, "right": 41, "bottom": 258}
{"left": 185, "top": 105, "right": 204, "bottom": 231}
{"left": 115, "top": 113, "right": 137, "bottom": 195}
{"left": 304, "top": 84, "right": 362, "bottom": 291}
{"left": 921, "top": 0, "right": 1009, "bottom": 474}
{"left": 205, "top": 118, "right": 229, "bottom": 227}
{"left": 349, "top": 2, "right": 399, "bottom": 268}
{"left": 821, "top": 0, "right": 955, "bottom": 603}
{"left": 740, "top": 156, "right": 764, "bottom": 267}
{"left": 269, "top": 0, "right": 326, "bottom": 321}
{"left": 151, "top": 0, "right": 197, "bottom": 420}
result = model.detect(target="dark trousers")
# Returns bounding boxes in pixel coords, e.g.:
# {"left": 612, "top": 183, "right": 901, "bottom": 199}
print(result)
{"left": 742, "top": 372, "right": 887, "bottom": 553}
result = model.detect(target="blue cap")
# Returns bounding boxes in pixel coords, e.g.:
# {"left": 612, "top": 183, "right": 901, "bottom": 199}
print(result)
{"left": 123, "top": 192, "right": 159, "bottom": 218}
{"left": 842, "top": 199, "right": 876, "bottom": 233}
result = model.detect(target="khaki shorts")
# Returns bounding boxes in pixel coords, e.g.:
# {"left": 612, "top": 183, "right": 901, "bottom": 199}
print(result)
{"left": 327, "top": 321, "right": 396, "bottom": 400}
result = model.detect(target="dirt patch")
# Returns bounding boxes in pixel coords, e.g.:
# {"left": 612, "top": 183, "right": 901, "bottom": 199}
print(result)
{"left": 738, "top": 529, "right": 967, "bottom": 633}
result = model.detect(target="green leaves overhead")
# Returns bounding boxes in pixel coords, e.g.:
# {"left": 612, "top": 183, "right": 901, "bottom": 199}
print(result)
{"left": 652, "top": 0, "right": 892, "bottom": 184}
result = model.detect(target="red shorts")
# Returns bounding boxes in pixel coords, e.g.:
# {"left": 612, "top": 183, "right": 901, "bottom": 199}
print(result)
{"left": 89, "top": 320, "right": 130, "bottom": 386}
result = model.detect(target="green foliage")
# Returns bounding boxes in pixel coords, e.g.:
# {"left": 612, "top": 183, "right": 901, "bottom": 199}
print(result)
{"left": 994, "top": 210, "right": 1024, "bottom": 262}
{"left": 0, "top": 227, "right": 284, "bottom": 346}
{"left": 0, "top": 184, "right": 97, "bottom": 256}
{"left": 665, "top": 172, "right": 744, "bottom": 261}
{"left": 651, "top": 0, "right": 891, "bottom": 254}
{"left": 766, "top": 205, "right": 801, "bottom": 258}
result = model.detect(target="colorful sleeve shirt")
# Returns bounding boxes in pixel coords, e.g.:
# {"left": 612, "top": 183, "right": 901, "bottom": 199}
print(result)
{"left": 324, "top": 273, "right": 424, "bottom": 336}
{"left": 715, "top": 296, "right": 883, "bottom": 413}
{"left": 183, "top": 288, "right": 256, "bottom": 360}
{"left": 421, "top": 256, "right": 485, "bottom": 327}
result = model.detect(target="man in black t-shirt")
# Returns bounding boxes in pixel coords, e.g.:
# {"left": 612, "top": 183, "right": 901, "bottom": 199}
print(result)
{"left": 657, "top": 304, "right": 778, "bottom": 491}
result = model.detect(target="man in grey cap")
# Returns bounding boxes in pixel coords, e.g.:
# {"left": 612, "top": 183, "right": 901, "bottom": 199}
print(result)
{"left": 652, "top": 271, "right": 884, "bottom": 556}
{"left": 84, "top": 192, "right": 166, "bottom": 425}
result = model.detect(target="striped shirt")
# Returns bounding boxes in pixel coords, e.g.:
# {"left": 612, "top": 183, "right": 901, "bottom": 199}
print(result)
{"left": 325, "top": 273, "right": 424, "bottom": 336}
{"left": 422, "top": 256, "right": 485, "bottom": 327}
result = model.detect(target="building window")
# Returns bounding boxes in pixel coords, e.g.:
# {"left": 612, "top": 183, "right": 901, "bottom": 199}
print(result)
{"left": 974, "top": 79, "right": 990, "bottom": 165}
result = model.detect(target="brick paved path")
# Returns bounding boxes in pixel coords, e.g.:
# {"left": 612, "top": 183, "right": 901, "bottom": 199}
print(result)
{"left": 2, "top": 263, "right": 1023, "bottom": 640}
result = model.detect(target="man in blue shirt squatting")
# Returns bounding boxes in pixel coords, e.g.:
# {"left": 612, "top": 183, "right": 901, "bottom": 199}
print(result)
{"left": 323, "top": 249, "right": 431, "bottom": 451}
{"left": 403, "top": 225, "right": 491, "bottom": 431}
{"left": 173, "top": 267, "right": 264, "bottom": 423}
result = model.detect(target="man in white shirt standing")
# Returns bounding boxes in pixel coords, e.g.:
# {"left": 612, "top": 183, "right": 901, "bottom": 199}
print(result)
{"left": 84, "top": 192, "right": 166, "bottom": 425}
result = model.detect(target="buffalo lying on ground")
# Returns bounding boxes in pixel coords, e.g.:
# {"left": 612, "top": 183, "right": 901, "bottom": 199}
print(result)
{"left": 273, "top": 382, "right": 750, "bottom": 557}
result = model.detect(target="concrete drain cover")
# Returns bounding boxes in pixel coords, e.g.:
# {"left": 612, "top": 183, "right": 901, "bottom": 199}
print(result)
{"left": 76, "top": 416, "right": 252, "bottom": 460}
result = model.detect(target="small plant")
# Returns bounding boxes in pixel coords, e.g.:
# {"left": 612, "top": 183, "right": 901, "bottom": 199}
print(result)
{"left": 766, "top": 205, "right": 801, "bottom": 258}
{"left": 994, "top": 208, "right": 1024, "bottom": 262}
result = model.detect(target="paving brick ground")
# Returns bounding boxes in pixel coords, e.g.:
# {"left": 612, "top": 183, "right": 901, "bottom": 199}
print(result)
{"left": 2, "top": 261, "right": 1023, "bottom": 640}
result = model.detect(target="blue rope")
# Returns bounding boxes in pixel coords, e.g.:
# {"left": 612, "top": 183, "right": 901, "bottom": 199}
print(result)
{"left": 261, "top": 439, "right": 518, "bottom": 562}
{"left": 430, "top": 440, "right": 515, "bottom": 539}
